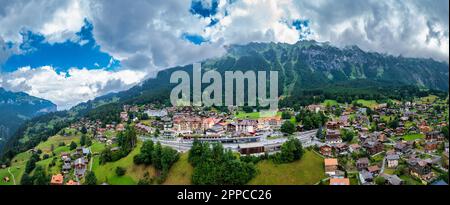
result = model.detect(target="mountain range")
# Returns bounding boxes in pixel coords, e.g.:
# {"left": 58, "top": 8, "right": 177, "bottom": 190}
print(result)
{"left": 0, "top": 40, "right": 448, "bottom": 158}
{"left": 0, "top": 88, "right": 57, "bottom": 149}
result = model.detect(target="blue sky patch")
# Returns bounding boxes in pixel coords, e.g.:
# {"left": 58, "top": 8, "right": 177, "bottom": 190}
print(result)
{"left": 182, "top": 33, "right": 208, "bottom": 45}
{"left": 2, "top": 20, "right": 119, "bottom": 73}
{"left": 190, "top": 0, "right": 219, "bottom": 18}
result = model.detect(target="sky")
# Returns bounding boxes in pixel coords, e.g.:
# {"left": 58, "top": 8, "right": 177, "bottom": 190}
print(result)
{"left": 0, "top": 0, "right": 448, "bottom": 110}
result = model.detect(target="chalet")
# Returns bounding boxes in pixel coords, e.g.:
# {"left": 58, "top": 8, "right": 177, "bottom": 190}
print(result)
{"left": 408, "top": 159, "right": 433, "bottom": 181}
{"left": 349, "top": 144, "right": 361, "bottom": 153}
{"left": 334, "top": 143, "right": 348, "bottom": 155}
{"left": 62, "top": 163, "right": 71, "bottom": 174}
{"left": 326, "top": 129, "right": 342, "bottom": 144}
{"left": 74, "top": 158, "right": 87, "bottom": 177}
{"left": 424, "top": 141, "right": 439, "bottom": 153}
{"left": 326, "top": 121, "right": 340, "bottom": 130}
{"left": 394, "top": 141, "right": 412, "bottom": 153}
{"left": 425, "top": 131, "right": 445, "bottom": 142}
{"left": 363, "top": 140, "right": 383, "bottom": 155}
{"left": 380, "top": 174, "right": 403, "bottom": 185}
{"left": 419, "top": 125, "right": 432, "bottom": 133}
{"left": 386, "top": 154, "right": 400, "bottom": 168}
{"left": 359, "top": 170, "right": 374, "bottom": 184}
{"left": 135, "top": 123, "right": 153, "bottom": 133}
{"left": 329, "top": 178, "right": 350, "bottom": 185}
{"left": 50, "top": 174, "right": 64, "bottom": 185}
{"left": 356, "top": 158, "right": 369, "bottom": 171}
{"left": 239, "top": 142, "right": 265, "bottom": 155}
{"left": 377, "top": 133, "right": 388, "bottom": 143}
{"left": 367, "top": 165, "right": 380, "bottom": 175}
{"left": 320, "top": 145, "right": 333, "bottom": 156}
{"left": 324, "top": 158, "right": 339, "bottom": 176}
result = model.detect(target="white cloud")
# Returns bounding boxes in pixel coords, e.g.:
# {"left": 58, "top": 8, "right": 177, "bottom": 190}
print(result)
{"left": 0, "top": 66, "right": 147, "bottom": 110}
{"left": 0, "top": 0, "right": 448, "bottom": 110}
{"left": 0, "top": 0, "right": 86, "bottom": 44}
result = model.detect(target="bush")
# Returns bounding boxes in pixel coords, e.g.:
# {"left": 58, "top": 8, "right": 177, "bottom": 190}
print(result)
{"left": 115, "top": 166, "right": 126, "bottom": 176}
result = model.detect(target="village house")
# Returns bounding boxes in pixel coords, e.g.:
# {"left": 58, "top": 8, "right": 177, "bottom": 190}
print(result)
{"left": 367, "top": 165, "right": 381, "bottom": 175}
{"left": 135, "top": 123, "right": 153, "bottom": 134}
{"left": 426, "top": 131, "right": 445, "bottom": 142}
{"left": 74, "top": 158, "right": 88, "bottom": 178}
{"left": 356, "top": 158, "right": 369, "bottom": 171}
{"left": 326, "top": 129, "right": 342, "bottom": 144}
{"left": 324, "top": 158, "right": 339, "bottom": 176}
{"left": 380, "top": 174, "right": 404, "bottom": 185}
{"left": 50, "top": 174, "right": 64, "bottom": 185}
{"left": 334, "top": 143, "right": 348, "bottom": 155}
{"left": 362, "top": 139, "right": 383, "bottom": 155}
{"left": 386, "top": 154, "right": 400, "bottom": 168}
{"left": 349, "top": 144, "right": 361, "bottom": 153}
{"left": 424, "top": 141, "right": 439, "bottom": 153}
{"left": 326, "top": 121, "right": 340, "bottom": 130}
{"left": 408, "top": 159, "right": 433, "bottom": 182}
{"left": 320, "top": 145, "right": 333, "bottom": 156}
{"left": 359, "top": 170, "right": 374, "bottom": 184}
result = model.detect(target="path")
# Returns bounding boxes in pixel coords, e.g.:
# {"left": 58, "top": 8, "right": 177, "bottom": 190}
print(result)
{"left": 7, "top": 167, "right": 16, "bottom": 185}
{"left": 89, "top": 148, "right": 93, "bottom": 171}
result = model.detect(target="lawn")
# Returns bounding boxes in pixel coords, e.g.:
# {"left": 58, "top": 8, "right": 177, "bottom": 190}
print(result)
{"left": 92, "top": 142, "right": 157, "bottom": 185}
{"left": 398, "top": 133, "right": 425, "bottom": 141}
{"left": 322, "top": 99, "right": 339, "bottom": 107}
{"left": 248, "top": 151, "right": 325, "bottom": 185}
{"left": 419, "top": 95, "right": 437, "bottom": 104}
{"left": 163, "top": 153, "right": 193, "bottom": 185}
{"left": 90, "top": 142, "right": 106, "bottom": 154}
{"left": 235, "top": 111, "right": 282, "bottom": 120}
{"left": 354, "top": 99, "right": 379, "bottom": 109}
{"left": 35, "top": 135, "right": 80, "bottom": 155}
{"left": 0, "top": 165, "right": 25, "bottom": 185}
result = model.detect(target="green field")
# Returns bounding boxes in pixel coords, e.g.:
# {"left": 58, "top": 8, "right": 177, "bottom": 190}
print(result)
{"left": 419, "top": 95, "right": 437, "bottom": 104}
{"left": 354, "top": 99, "right": 379, "bottom": 109}
{"left": 235, "top": 111, "right": 282, "bottom": 120}
{"left": 91, "top": 142, "right": 156, "bottom": 185}
{"left": 35, "top": 135, "right": 80, "bottom": 155}
{"left": 248, "top": 151, "right": 325, "bottom": 185}
{"left": 397, "top": 133, "right": 425, "bottom": 141}
{"left": 163, "top": 153, "right": 193, "bottom": 185}
{"left": 322, "top": 100, "right": 339, "bottom": 107}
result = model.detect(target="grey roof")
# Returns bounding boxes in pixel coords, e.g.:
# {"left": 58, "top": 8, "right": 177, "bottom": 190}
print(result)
{"left": 386, "top": 154, "right": 400, "bottom": 160}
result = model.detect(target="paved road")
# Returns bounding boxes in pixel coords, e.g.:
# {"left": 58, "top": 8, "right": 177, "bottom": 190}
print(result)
{"left": 7, "top": 167, "right": 16, "bottom": 185}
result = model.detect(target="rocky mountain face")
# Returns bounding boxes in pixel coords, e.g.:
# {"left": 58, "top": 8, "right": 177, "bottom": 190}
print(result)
{"left": 0, "top": 88, "right": 57, "bottom": 149}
